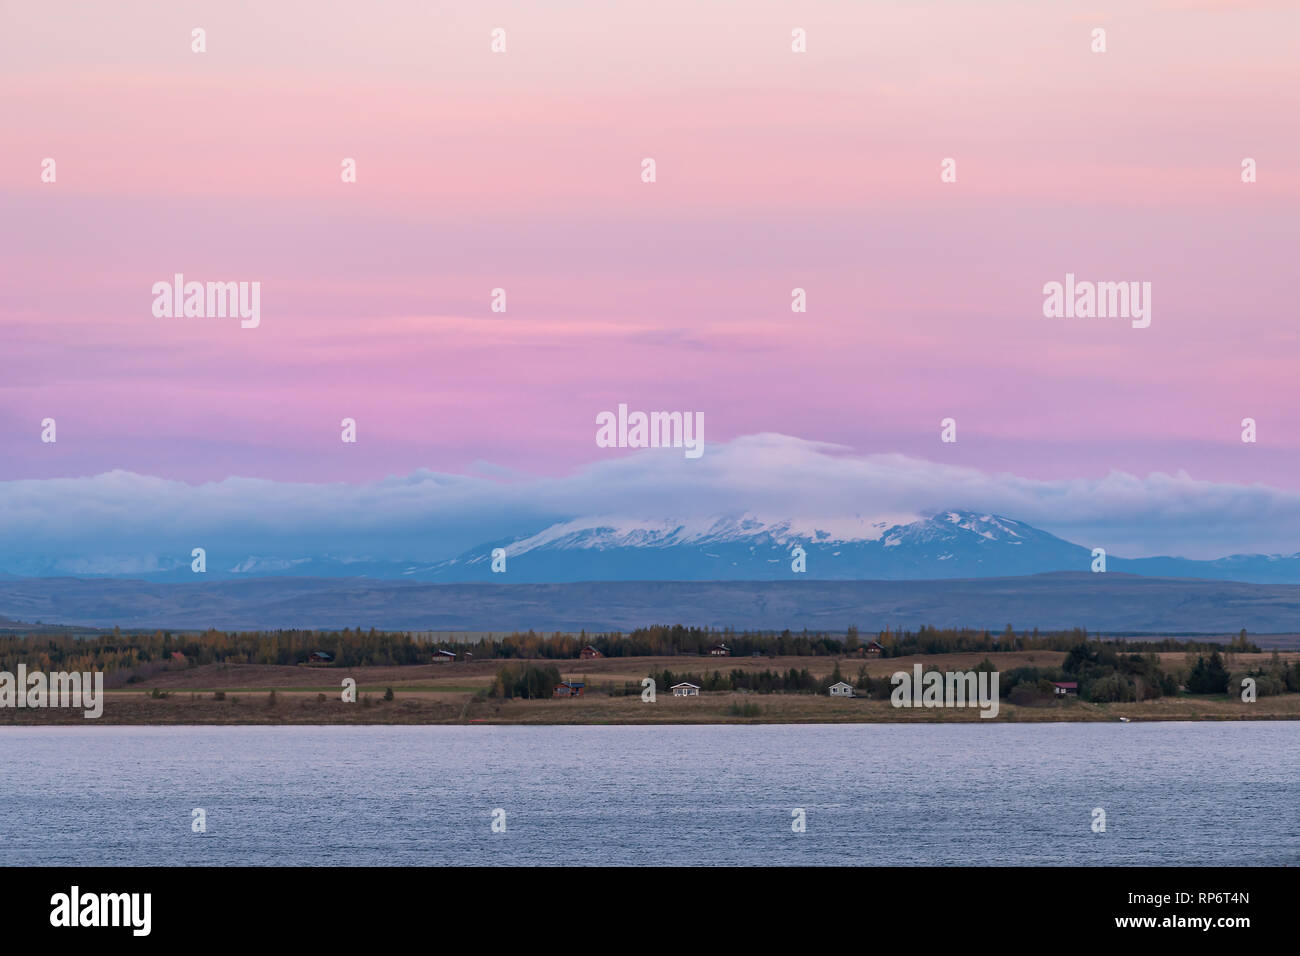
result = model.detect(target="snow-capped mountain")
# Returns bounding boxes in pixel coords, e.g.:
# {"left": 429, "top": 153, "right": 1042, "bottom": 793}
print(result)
{"left": 423, "top": 511, "right": 1300, "bottom": 583}
{"left": 415, "top": 511, "right": 1274, "bottom": 582}
{"left": 9, "top": 511, "right": 1300, "bottom": 584}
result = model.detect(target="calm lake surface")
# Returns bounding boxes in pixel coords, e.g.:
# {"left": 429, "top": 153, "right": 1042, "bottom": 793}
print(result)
{"left": 0, "top": 722, "right": 1295, "bottom": 866}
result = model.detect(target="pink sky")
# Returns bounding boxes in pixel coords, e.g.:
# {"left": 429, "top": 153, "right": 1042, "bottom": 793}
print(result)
{"left": 3, "top": 0, "right": 1299, "bottom": 487}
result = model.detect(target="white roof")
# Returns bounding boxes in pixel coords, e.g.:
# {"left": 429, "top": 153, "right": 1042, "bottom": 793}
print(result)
{"left": 671, "top": 682, "right": 700, "bottom": 689}
{"left": 829, "top": 681, "right": 853, "bottom": 689}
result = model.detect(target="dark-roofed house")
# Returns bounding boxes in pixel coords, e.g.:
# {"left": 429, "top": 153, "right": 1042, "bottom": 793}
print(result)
{"left": 554, "top": 680, "right": 586, "bottom": 698}
{"left": 709, "top": 644, "right": 730, "bottom": 657}
{"left": 306, "top": 651, "right": 333, "bottom": 665}
{"left": 580, "top": 645, "right": 603, "bottom": 660}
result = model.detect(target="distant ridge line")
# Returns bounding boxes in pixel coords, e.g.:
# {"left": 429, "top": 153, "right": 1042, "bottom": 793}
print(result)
{"left": 3, "top": 572, "right": 1300, "bottom": 634}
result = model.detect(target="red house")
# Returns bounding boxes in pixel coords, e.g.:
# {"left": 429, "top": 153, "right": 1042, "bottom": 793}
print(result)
{"left": 554, "top": 681, "right": 586, "bottom": 698}
{"left": 709, "top": 644, "right": 730, "bottom": 657}
{"left": 580, "top": 645, "right": 603, "bottom": 660}
{"left": 1051, "top": 682, "right": 1078, "bottom": 696}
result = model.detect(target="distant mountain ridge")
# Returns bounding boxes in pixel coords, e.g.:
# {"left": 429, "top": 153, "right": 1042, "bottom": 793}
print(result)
{"left": 413, "top": 511, "right": 1300, "bottom": 584}
{"left": 6, "top": 511, "right": 1300, "bottom": 584}
{"left": 3, "top": 572, "right": 1300, "bottom": 633}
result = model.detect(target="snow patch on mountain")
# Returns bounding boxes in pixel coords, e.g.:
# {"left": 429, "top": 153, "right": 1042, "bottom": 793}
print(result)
{"left": 500, "top": 513, "right": 924, "bottom": 555}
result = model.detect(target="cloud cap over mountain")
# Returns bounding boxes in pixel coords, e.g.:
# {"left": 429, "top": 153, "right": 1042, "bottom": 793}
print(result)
{"left": 2, "top": 434, "right": 1299, "bottom": 577}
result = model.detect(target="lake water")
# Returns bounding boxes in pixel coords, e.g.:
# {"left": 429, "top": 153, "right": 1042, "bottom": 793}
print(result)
{"left": 0, "top": 722, "right": 1295, "bottom": 866}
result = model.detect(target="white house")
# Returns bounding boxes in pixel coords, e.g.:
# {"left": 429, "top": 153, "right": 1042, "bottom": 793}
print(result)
{"left": 828, "top": 681, "right": 855, "bottom": 697}
{"left": 671, "top": 682, "right": 701, "bottom": 697}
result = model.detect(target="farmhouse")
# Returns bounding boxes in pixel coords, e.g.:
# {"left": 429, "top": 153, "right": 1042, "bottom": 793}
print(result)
{"left": 432, "top": 650, "right": 457, "bottom": 664}
{"left": 306, "top": 651, "right": 333, "bottom": 666}
{"left": 671, "top": 682, "right": 701, "bottom": 697}
{"left": 580, "top": 645, "right": 603, "bottom": 660}
{"left": 1051, "top": 682, "right": 1078, "bottom": 696}
{"left": 554, "top": 681, "right": 586, "bottom": 698}
{"left": 849, "top": 641, "right": 884, "bottom": 657}
{"left": 828, "top": 681, "right": 855, "bottom": 697}
{"left": 709, "top": 644, "right": 730, "bottom": 657}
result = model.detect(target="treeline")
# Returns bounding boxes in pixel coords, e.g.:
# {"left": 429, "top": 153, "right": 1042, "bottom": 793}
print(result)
{"left": 487, "top": 664, "right": 564, "bottom": 700}
{"left": 0, "top": 627, "right": 425, "bottom": 678}
{"left": 486, "top": 663, "right": 841, "bottom": 699}
{"left": 652, "top": 648, "right": 1300, "bottom": 703}
{"left": 649, "top": 667, "right": 826, "bottom": 694}
{"left": 437, "top": 624, "right": 1259, "bottom": 660}
{"left": 0, "top": 623, "right": 1270, "bottom": 680}
{"left": 472, "top": 626, "right": 844, "bottom": 659}
{"left": 872, "top": 625, "right": 1260, "bottom": 658}
{"left": 1000, "top": 646, "right": 1300, "bottom": 704}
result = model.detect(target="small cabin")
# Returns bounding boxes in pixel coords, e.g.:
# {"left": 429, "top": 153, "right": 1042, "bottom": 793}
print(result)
{"left": 709, "top": 644, "right": 730, "bottom": 657}
{"left": 432, "top": 649, "right": 457, "bottom": 664}
{"left": 306, "top": 651, "right": 333, "bottom": 666}
{"left": 671, "top": 682, "right": 701, "bottom": 697}
{"left": 580, "top": 645, "right": 603, "bottom": 660}
{"left": 1051, "top": 681, "right": 1078, "bottom": 696}
{"left": 554, "top": 681, "right": 586, "bottom": 698}
{"left": 864, "top": 641, "right": 884, "bottom": 655}
{"left": 828, "top": 681, "right": 855, "bottom": 697}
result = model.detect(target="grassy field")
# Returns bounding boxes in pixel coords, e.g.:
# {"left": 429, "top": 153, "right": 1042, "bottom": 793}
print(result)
{"left": 3, "top": 651, "right": 1298, "bottom": 725}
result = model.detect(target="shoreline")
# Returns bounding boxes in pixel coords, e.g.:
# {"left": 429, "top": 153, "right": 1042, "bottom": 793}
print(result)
{"left": 3, "top": 692, "right": 1297, "bottom": 727}
{"left": 5, "top": 650, "right": 1297, "bottom": 726}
